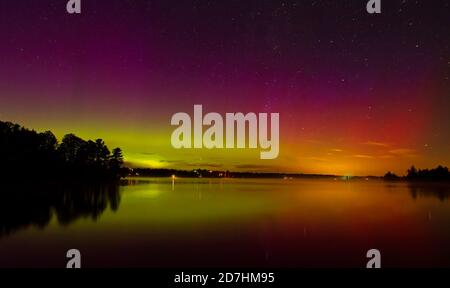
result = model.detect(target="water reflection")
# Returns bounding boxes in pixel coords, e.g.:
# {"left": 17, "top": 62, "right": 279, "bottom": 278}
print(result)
{"left": 2, "top": 178, "right": 450, "bottom": 267}
{"left": 408, "top": 183, "right": 450, "bottom": 201}
{"left": 0, "top": 181, "right": 120, "bottom": 238}
{"left": 2, "top": 179, "right": 450, "bottom": 240}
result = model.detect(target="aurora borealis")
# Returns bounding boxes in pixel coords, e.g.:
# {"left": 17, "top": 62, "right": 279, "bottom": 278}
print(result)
{"left": 0, "top": 0, "right": 449, "bottom": 176}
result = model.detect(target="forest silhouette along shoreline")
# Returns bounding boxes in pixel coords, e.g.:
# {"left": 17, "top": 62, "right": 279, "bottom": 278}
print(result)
{"left": 0, "top": 120, "right": 125, "bottom": 181}
{"left": 384, "top": 166, "right": 450, "bottom": 182}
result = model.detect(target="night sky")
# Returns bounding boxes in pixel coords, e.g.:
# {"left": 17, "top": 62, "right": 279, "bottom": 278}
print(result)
{"left": 0, "top": 0, "right": 449, "bottom": 176}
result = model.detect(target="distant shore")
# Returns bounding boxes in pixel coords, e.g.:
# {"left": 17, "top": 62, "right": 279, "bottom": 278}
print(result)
{"left": 126, "top": 167, "right": 450, "bottom": 182}
{"left": 127, "top": 168, "right": 380, "bottom": 180}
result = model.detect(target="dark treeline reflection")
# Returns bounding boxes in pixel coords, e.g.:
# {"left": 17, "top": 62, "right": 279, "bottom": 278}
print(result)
{"left": 408, "top": 183, "right": 450, "bottom": 202}
{"left": 0, "top": 181, "right": 120, "bottom": 238}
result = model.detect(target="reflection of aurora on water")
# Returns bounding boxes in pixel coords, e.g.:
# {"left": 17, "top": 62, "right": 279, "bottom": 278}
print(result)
{"left": 0, "top": 181, "right": 120, "bottom": 238}
{"left": 1, "top": 178, "right": 450, "bottom": 267}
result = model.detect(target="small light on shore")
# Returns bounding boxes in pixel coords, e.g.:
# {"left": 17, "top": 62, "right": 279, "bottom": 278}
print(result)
{"left": 172, "top": 174, "right": 176, "bottom": 180}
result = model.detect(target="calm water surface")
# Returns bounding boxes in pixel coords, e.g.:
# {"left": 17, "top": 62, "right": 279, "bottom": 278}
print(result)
{"left": 1, "top": 178, "right": 450, "bottom": 267}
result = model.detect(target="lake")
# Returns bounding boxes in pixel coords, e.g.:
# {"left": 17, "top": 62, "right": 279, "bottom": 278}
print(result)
{"left": 0, "top": 177, "right": 449, "bottom": 267}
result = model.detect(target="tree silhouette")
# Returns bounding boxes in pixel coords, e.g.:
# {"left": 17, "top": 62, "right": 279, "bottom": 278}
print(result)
{"left": 407, "top": 166, "right": 418, "bottom": 179}
{"left": 383, "top": 165, "right": 450, "bottom": 182}
{"left": 58, "top": 133, "right": 85, "bottom": 165}
{"left": 110, "top": 148, "right": 124, "bottom": 175}
{"left": 383, "top": 171, "right": 400, "bottom": 180}
{"left": 0, "top": 120, "right": 124, "bottom": 179}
